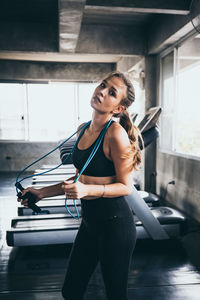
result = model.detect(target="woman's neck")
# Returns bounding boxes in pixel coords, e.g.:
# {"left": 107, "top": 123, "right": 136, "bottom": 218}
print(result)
{"left": 90, "top": 111, "right": 112, "bottom": 132}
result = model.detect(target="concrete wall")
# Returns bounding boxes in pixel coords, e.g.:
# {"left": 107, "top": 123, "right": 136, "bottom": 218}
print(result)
{"left": 0, "top": 22, "right": 58, "bottom": 52}
{"left": 0, "top": 141, "right": 61, "bottom": 172}
{"left": 116, "top": 56, "right": 142, "bottom": 73}
{"left": 144, "top": 55, "right": 158, "bottom": 193}
{"left": 156, "top": 152, "right": 200, "bottom": 222}
{"left": 77, "top": 24, "right": 146, "bottom": 55}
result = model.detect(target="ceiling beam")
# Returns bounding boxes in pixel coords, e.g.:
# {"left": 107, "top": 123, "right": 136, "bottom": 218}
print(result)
{"left": 0, "top": 60, "right": 116, "bottom": 82}
{"left": 59, "top": 0, "right": 86, "bottom": 53}
{"left": 0, "top": 51, "right": 124, "bottom": 63}
{"left": 85, "top": 0, "right": 191, "bottom": 15}
{"left": 148, "top": 0, "right": 200, "bottom": 54}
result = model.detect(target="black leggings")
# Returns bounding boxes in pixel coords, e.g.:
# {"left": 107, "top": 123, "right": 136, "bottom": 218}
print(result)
{"left": 62, "top": 196, "right": 136, "bottom": 300}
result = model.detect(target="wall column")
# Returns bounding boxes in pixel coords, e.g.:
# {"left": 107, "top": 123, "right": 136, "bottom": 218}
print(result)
{"left": 144, "top": 55, "right": 158, "bottom": 192}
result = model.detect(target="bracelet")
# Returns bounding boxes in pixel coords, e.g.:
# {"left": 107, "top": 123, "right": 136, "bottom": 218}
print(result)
{"left": 101, "top": 184, "right": 105, "bottom": 197}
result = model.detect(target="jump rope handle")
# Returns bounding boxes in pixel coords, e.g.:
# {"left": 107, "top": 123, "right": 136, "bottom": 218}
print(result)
{"left": 15, "top": 182, "right": 41, "bottom": 214}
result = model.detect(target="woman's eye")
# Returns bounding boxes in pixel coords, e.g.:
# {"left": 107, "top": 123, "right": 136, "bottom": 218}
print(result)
{"left": 100, "top": 82, "right": 105, "bottom": 88}
{"left": 109, "top": 90, "right": 115, "bottom": 97}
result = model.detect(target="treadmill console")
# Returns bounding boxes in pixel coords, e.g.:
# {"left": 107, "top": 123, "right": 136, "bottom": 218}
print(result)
{"left": 138, "top": 106, "right": 162, "bottom": 133}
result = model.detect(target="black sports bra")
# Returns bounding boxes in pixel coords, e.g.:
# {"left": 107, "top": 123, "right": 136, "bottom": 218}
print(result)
{"left": 72, "top": 121, "right": 116, "bottom": 177}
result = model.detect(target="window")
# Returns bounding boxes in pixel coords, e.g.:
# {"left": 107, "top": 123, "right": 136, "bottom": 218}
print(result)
{"left": 0, "top": 82, "right": 97, "bottom": 142}
{"left": 0, "top": 83, "right": 26, "bottom": 140}
{"left": 27, "top": 83, "right": 77, "bottom": 141}
{"left": 160, "top": 33, "right": 200, "bottom": 158}
{"left": 77, "top": 83, "right": 97, "bottom": 124}
{"left": 0, "top": 79, "right": 143, "bottom": 142}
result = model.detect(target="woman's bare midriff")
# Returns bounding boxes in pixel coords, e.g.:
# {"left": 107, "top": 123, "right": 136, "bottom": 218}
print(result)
{"left": 79, "top": 174, "right": 116, "bottom": 200}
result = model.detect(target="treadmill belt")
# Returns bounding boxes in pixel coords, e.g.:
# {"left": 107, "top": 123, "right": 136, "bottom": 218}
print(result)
{"left": 32, "top": 174, "right": 74, "bottom": 182}
{"left": 40, "top": 164, "right": 74, "bottom": 169}
{"left": 34, "top": 168, "right": 75, "bottom": 175}
{"left": 13, "top": 218, "right": 80, "bottom": 230}
{"left": 18, "top": 199, "right": 81, "bottom": 216}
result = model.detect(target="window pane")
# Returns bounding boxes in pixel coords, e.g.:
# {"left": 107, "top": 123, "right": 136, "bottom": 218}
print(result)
{"left": 160, "top": 51, "right": 174, "bottom": 151}
{"left": 0, "top": 83, "right": 25, "bottom": 140}
{"left": 78, "top": 83, "right": 97, "bottom": 124}
{"left": 129, "top": 80, "right": 145, "bottom": 126}
{"left": 176, "top": 35, "right": 200, "bottom": 157}
{"left": 27, "top": 83, "right": 77, "bottom": 141}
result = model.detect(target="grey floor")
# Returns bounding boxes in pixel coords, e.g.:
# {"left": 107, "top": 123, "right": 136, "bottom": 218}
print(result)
{"left": 1, "top": 172, "right": 200, "bottom": 299}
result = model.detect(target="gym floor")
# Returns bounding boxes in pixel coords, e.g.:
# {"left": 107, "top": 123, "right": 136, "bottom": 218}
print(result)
{"left": 0, "top": 172, "right": 200, "bottom": 300}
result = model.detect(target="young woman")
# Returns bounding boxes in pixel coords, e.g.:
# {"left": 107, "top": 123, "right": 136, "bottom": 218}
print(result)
{"left": 18, "top": 71, "right": 143, "bottom": 300}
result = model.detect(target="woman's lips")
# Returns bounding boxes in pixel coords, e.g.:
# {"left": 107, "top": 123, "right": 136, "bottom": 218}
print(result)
{"left": 93, "top": 95, "right": 101, "bottom": 103}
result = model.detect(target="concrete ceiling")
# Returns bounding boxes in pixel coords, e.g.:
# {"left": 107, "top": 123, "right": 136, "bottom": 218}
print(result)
{"left": 0, "top": 0, "right": 199, "bottom": 63}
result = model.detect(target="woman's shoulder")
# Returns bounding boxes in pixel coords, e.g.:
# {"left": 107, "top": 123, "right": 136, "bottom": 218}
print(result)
{"left": 108, "top": 121, "right": 127, "bottom": 137}
{"left": 76, "top": 122, "right": 88, "bottom": 137}
{"left": 77, "top": 122, "right": 87, "bottom": 130}
{"left": 107, "top": 121, "right": 129, "bottom": 144}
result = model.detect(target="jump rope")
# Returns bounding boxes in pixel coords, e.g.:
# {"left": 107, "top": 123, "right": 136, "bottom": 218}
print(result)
{"left": 16, "top": 118, "right": 113, "bottom": 219}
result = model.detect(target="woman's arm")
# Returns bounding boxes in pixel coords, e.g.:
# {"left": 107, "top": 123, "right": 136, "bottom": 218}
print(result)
{"left": 19, "top": 122, "right": 86, "bottom": 206}
{"left": 18, "top": 170, "right": 79, "bottom": 207}
{"left": 62, "top": 124, "right": 134, "bottom": 199}
{"left": 40, "top": 122, "right": 85, "bottom": 199}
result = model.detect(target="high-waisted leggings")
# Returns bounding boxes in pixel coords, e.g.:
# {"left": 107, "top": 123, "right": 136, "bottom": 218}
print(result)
{"left": 62, "top": 196, "right": 136, "bottom": 300}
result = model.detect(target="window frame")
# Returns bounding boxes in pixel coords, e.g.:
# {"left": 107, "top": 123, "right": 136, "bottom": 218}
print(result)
{"left": 0, "top": 80, "right": 95, "bottom": 143}
{"left": 158, "top": 31, "right": 200, "bottom": 161}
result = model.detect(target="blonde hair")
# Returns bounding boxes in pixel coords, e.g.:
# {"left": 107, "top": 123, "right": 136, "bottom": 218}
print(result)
{"left": 104, "top": 71, "right": 144, "bottom": 170}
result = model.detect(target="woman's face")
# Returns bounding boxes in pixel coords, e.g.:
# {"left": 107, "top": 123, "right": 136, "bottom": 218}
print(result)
{"left": 91, "top": 76, "right": 127, "bottom": 115}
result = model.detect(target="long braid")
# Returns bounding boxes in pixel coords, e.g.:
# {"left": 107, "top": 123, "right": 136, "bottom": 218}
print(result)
{"left": 119, "top": 110, "right": 143, "bottom": 170}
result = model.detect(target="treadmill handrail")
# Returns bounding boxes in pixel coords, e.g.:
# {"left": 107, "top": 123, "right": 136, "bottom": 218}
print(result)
{"left": 125, "top": 187, "right": 170, "bottom": 240}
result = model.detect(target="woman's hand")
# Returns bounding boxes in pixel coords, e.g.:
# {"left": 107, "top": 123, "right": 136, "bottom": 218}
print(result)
{"left": 61, "top": 180, "right": 88, "bottom": 199}
{"left": 17, "top": 187, "right": 42, "bottom": 208}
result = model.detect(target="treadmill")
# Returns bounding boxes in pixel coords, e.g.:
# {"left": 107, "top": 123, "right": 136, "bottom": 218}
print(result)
{"left": 7, "top": 207, "right": 186, "bottom": 246}
{"left": 7, "top": 107, "right": 187, "bottom": 246}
